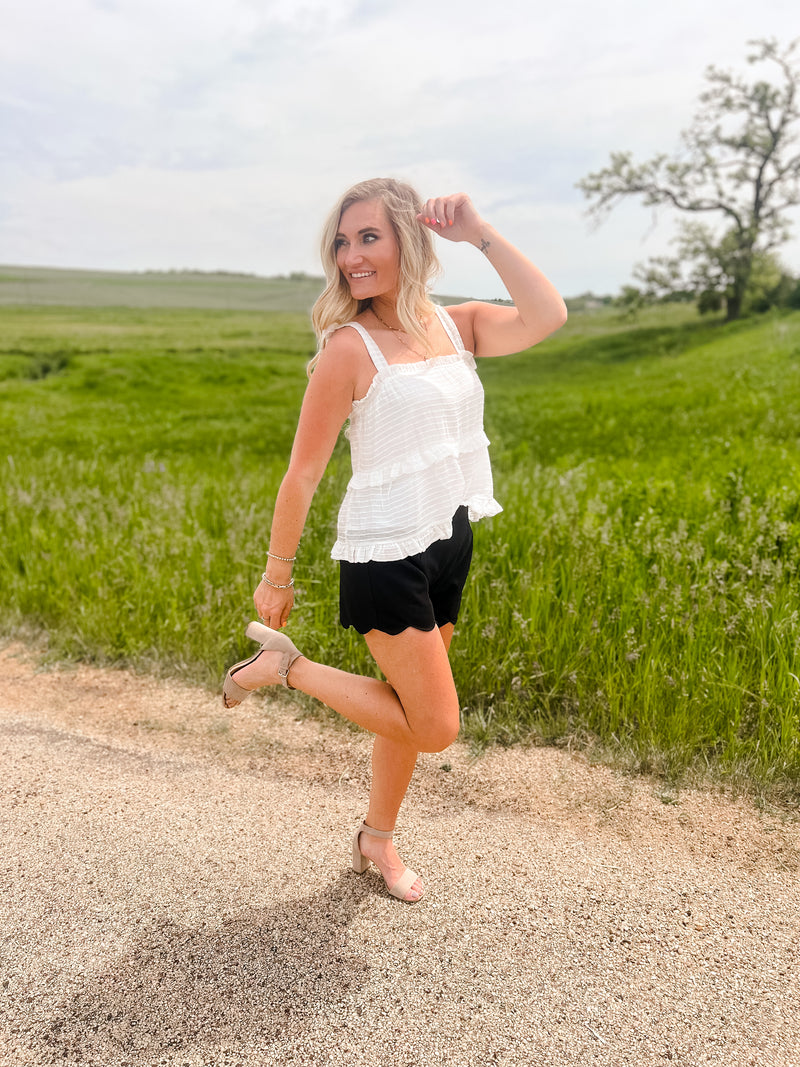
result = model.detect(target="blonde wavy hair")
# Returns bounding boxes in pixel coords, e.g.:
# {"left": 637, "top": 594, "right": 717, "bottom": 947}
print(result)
{"left": 309, "top": 177, "right": 441, "bottom": 373}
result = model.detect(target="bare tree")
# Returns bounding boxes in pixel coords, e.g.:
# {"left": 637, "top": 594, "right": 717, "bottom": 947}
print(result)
{"left": 578, "top": 39, "right": 800, "bottom": 320}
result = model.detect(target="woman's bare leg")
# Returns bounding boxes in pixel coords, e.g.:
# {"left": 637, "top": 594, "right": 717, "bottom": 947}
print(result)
{"left": 359, "top": 735, "right": 421, "bottom": 898}
{"left": 366, "top": 737, "right": 418, "bottom": 831}
{"left": 357, "top": 624, "right": 456, "bottom": 901}
{"left": 231, "top": 624, "right": 459, "bottom": 752}
{"left": 229, "top": 623, "right": 458, "bottom": 901}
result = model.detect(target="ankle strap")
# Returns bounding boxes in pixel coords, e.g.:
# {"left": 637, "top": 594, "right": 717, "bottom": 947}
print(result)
{"left": 359, "top": 820, "right": 393, "bottom": 839}
{"left": 278, "top": 649, "right": 302, "bottom": 689}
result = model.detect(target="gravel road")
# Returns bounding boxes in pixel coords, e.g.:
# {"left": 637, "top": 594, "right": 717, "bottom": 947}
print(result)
{"left": 1, "top": 642, "right": 798, "bottom": 1067}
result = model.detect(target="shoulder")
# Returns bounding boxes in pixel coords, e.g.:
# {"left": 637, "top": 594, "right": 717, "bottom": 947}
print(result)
{"left": 438, "top": 302, "right": 482, "bottom": 352}
{"left": 309, "top": 322, "right": 377, "bottom": 402}
{"left": 315, "top": 323, "right": 370, "bottom": 372}
{"left": 443, "top": 300, "right": 539, "bottom": 359}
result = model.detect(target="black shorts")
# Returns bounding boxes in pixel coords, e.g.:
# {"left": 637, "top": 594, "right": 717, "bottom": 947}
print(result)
{"left": 339, "top": 506, "right": 473, "bottom": 635}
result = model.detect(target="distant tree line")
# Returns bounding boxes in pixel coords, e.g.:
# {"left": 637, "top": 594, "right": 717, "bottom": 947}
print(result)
{"left": 613, "top": 257, "right": 800, "bottom": 318}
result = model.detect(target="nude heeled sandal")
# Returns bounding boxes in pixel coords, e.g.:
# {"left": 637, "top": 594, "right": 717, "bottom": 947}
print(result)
{"left": 351, "top": 820, "right": 422, "bottom": 903}
{"left": 222, "top": 620, "right": 303, "bottom": 708}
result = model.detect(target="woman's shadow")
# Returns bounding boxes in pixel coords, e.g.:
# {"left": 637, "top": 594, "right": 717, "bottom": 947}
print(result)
{"left": 30, "top": 873, "right": 375, "bottom": 1063}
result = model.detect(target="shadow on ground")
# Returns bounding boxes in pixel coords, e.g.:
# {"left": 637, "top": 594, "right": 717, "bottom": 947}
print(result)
{"left": 20, "top": 875, "right": 371, "bottom": 1064}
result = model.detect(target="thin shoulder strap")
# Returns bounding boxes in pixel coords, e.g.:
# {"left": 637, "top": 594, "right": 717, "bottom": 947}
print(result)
{"left": 434, "top": 304, "right": 466, "bottom": 352}
{"left": 341, "top": 321, "right": 389, "bottom": 372}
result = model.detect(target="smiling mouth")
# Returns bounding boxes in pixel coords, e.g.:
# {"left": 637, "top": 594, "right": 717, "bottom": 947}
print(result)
{"left": 350, "top": 271, "right": 375, "bottom": 279}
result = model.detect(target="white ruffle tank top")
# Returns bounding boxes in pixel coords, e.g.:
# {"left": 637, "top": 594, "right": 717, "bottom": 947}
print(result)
{"left": 331, "top": 305, "right": 502, "bottom": 563}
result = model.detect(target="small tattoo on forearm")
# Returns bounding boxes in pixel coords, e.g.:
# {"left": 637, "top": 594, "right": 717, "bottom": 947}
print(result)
{"left": 479, "top": 238, "right": 491, "bottom": 255}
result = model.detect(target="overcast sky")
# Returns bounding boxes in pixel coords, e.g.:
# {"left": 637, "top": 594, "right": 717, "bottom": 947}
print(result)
{"left": 3, "top": 0, "right": 799, "bottom": 298}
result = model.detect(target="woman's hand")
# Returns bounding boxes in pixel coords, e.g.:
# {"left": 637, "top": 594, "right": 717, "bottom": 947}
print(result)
{"left": 253, "top": 579, "right": 294, "bottom": 630}
{"left": 417, "top": 192, "right": 485, "bottom": 246}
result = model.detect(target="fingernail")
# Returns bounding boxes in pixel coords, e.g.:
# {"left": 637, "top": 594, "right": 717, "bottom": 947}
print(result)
{"left": 425, "top": 217, "right": 430, "bottom": 223}
{"left": 449, "top": 219, "right": 454, "bottom": 226}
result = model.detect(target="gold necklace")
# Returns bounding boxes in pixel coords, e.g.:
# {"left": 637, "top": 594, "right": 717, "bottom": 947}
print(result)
{"left": 371, "top": 306, "right": 429, "bottom": 360}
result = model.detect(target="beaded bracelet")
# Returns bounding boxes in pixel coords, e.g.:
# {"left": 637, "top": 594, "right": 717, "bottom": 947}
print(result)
{"left": 267, "top": 551, "right": 297, "bottom": 563}
{"left": 261, "top": 573, "right": 294, "bottom": 589}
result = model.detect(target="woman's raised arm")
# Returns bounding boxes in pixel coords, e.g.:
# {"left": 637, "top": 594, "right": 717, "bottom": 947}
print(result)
{"left": 418, "top": 192, "right": 567, "bottom": 358}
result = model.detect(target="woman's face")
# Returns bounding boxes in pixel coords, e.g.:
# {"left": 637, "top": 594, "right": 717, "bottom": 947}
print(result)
{"left": 335, "top": 198, "right": 401, "bottom": 301}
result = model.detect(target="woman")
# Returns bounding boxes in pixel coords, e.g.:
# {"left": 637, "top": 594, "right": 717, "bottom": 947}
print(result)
{"left": 223, "top": 178, "right": 567, "bottom": 902}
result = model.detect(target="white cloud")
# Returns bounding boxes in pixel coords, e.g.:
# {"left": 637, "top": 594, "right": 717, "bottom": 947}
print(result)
{"left": 2, "top": 0, "right": 799, "bottom": 296}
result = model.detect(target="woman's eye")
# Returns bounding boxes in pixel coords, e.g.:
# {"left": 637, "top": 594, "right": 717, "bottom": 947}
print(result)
{"left": 334, "top": 238, "right": 346, "bottom": 251}
{"left": 363, "top": 233, "right": 378, "bottom": 244}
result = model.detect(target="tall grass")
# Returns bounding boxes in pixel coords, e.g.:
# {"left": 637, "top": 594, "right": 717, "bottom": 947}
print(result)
{"left": 2, "top": 303, "right": 799, "bottom": 796}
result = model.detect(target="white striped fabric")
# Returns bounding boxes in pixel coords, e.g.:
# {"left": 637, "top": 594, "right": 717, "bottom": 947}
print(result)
{"left": 330, "top": 306, "right": 502, "bottom": 563}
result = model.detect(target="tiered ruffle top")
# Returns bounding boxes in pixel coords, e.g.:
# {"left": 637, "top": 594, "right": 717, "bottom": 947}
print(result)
{"left": 331, "top": 305, "right": 502, "bottom": 563}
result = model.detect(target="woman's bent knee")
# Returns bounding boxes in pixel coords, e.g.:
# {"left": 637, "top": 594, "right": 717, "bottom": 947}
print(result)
{"left": 412, "top": 716, "right": 460, "bottom": 753}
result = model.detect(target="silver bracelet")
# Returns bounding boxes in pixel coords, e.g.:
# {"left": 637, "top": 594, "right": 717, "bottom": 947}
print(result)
{"left": 261, "top": 573, "right": 294, "bottom": 589}
{"left": 267, "top": 551, "right": 297, "bottom": 562}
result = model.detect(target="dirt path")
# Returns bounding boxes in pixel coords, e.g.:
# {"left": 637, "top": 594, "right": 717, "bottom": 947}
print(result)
{"left": 1, "top": 642, "right": 798, "bottom": 1067}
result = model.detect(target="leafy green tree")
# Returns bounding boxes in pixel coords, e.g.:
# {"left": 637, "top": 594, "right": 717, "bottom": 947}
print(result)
{"left": 578, "top": 38, "right": 800, "bottom": 320}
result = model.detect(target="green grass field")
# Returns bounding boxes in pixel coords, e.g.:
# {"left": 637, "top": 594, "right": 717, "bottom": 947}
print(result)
{"left": 2, "top": 279, "right": 799, "bottom": 799}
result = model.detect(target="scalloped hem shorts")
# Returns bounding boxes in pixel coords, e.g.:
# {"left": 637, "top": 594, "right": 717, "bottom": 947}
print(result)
{"left": 339, "top": 506, "right": 473, "bottom": 635}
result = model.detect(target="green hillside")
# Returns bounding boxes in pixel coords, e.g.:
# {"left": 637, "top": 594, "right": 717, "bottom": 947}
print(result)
{"left": 0, "top": 265, "right": 326, "bottom": 313}
{"left": 1, "top": 299, "right": 798, "bottom": 797}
